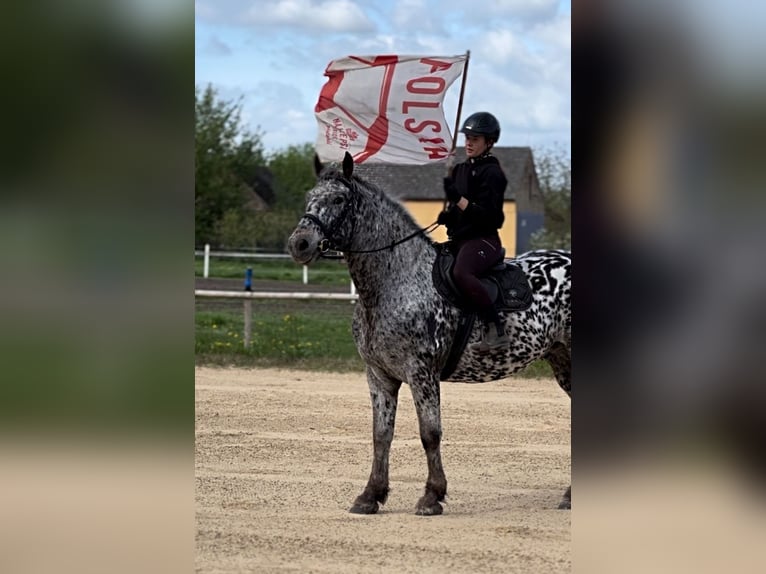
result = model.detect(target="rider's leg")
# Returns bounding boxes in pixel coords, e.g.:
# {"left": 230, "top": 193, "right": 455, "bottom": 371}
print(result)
{"left": 452, "top": 237, "right": 509, "bottom": 352}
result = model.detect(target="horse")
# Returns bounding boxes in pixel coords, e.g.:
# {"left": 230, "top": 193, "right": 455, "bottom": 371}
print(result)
{"left": 287, "top": 152, "right": 571, "bottom": 515}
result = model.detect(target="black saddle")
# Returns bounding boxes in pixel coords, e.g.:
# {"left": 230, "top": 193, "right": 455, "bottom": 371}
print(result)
{"left": 432, "top": 242, "right": 533, "bottom": 313}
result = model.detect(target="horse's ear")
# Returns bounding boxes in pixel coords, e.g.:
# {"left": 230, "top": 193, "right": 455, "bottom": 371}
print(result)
{"left": 342, "top": 151, "right": 354, "bottom": 179}
{"left": 313, "top": 154, "right": 324, "bottom": 177}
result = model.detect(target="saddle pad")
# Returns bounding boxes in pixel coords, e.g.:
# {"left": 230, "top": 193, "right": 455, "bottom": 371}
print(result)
{"left": 495, "top": 262, "right": 534, "bottom": 311}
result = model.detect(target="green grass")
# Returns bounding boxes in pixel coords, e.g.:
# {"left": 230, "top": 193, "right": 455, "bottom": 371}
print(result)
{"left": 516, "top": 359, "right": 552, "bottom": 378}
{"left": 195, "top": 302, "right": 364, "bottom": 372}
{"left": 194, "top": 257, "right": 351, "bottom": 285}
{"left": 195, "top": 301, "right": 552, "bottom": 377}
{"left": 194, "top": 257, "right": 551, "bottom": 377}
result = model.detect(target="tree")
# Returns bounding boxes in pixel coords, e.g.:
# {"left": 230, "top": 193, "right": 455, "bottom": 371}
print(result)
{"left": 529, "top": 146, "right": 571, "bottom": 250}
{"left": 267, "top": 143, "right": 316, "bottom": 213}
{"left": 195, "top": 84, "right": 267, "bottom": 246}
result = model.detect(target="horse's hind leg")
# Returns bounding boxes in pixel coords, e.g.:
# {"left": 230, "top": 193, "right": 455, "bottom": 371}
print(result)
{"left": 560, "top": 486, "right": 571, "bottom": 509}
{"left": 410, "top": 375, "right": 447, "bottom": 516}
{"left": 350, "top": 367, "right": 402, "bottom": 514}
{"left": 545, "top": 341, "right": 571, "bottom": 509}
{"left": 546, "top": 341, "right": 571, "bottom": 398}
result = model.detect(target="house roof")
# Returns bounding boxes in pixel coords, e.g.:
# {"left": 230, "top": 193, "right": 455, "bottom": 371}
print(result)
{"left": 353, "top": 146, "right": 536, "bottom": 202}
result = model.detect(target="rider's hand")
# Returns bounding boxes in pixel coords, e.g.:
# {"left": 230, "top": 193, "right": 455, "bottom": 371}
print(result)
{"left": 443, "top": 177, "right": 461, "bottom": 204}
{"left": 437, "top": 209, "right": 454, "bottom": 226}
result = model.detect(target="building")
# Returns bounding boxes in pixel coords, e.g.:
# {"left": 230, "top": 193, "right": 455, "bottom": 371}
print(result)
{"left": 354, "top": 146, "right": 544, "bottom": 256}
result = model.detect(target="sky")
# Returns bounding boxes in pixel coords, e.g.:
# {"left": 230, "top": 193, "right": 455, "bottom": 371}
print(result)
{"left": 195, "top": 0, "right": 571, "bottom": 157}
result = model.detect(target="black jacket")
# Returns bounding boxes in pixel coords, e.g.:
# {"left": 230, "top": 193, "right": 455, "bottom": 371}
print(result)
{"left": 441, "top": 154, "right": 507, "bottom": 241}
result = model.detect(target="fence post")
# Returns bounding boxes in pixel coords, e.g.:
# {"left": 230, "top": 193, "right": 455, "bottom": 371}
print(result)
{"left": 244, "top": 299, "right": 252, "bottom": 348}
{"left": 203, "top": 244, "right": 210, "bottom": 278}
{"left": 303, "top": 265, "right": 308, "bottom": 285}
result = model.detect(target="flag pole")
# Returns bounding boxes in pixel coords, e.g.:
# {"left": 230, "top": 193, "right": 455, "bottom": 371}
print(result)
{"left": 446, "top": 49, "right": 470, "bottom": 175}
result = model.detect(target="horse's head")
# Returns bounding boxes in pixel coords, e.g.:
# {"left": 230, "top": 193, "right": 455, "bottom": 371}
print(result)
{"left": 288, "top": 152, "right": 358, "bottom": 264}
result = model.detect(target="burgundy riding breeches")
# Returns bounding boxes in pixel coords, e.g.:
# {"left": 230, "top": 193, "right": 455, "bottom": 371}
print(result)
{"left": 451, "top": 236, "right": 503, "bottom": 310}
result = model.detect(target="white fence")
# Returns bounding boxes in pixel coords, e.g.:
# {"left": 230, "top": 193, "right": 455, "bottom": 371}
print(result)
{"left": 195, "top": 245, "right": 359, "bottom": 346}
{"left": 195, "top": 244, "right": 330, "bottom": 284}
{"left": 195, "top": 289, "right": 358, "bottom": 347}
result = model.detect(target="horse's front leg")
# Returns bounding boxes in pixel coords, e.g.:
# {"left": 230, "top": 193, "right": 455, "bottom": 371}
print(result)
{"left": 350, "top": 366, "right": 401, "bottom": 514}
{"left": 545, "top": 341, "right": 571, "bottom": 509}
{"left": 411, "top": 375, "right": 447, "bottom": 516}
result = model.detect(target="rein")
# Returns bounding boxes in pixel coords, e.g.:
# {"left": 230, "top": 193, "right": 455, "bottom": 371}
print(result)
{"left": 300, "top": 173, "right": 441, "bottom": 258}
{"left": 300, "top": 212, "right": 440, "bottom": 258}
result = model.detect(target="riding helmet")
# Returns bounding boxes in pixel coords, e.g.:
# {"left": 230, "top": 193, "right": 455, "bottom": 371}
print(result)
{"left": 459, "top": 112, "right": 501, "bottom": 143}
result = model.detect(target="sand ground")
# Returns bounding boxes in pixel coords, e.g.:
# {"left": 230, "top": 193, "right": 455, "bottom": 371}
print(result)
{"left": 196, "top": 367, "right": 570, "bottom": 573}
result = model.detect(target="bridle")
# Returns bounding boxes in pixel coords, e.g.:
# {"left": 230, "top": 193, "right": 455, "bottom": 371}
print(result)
{"left": 298, "top": 177, "right": 439, "bottom": 257}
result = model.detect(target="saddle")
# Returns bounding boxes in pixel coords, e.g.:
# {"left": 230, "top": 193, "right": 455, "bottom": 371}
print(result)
{"left": 432, "top": 241, "right": 533, "bottom": 381}
{"left": 432, "top": 242, "right": 533, "bottom": 313}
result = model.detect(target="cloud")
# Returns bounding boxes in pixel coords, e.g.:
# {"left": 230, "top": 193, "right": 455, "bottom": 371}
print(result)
{"left": 470, "top": 68, "right": 569, "bottom": 136}
{"left": 481, "top": 29, "right": 531, "bottom": 66}
{"left": 481, "top": 0, "right": 559, "bottom": 25}
{"left": 393, "top": 0, "right": 445, "bottom": 34}
{"left": 471, "top": 13, "right": 570, "bottom": 101}
{"left": 531, "top": 12, "right": 571, "bottom": 53}
{"left": 196, "top": 0, "right": 375, "bottom": 33}
{"left": 202, "top": 35, "right": 232, "bottom": 57}
{"left": 195, "top": 1, "right": 218, "bottom": 22}
{"left": 242, "top": 0, "right": 375, "bottom": 33}
{"left": 195, "top": 0, "right": 570, "bottom": 153}
{"left": 435, "top": 0, "right": 560, "bottom": 29}
{"left": 242, "top": 81, "right": 317, "bottom": 152}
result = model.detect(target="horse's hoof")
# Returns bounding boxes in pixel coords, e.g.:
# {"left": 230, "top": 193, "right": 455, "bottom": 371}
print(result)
{"left": 415, "top": 503, "right": 443, "bottom": 516}
{"left": 349, "top": 501, "right": 379, "bottom": 515}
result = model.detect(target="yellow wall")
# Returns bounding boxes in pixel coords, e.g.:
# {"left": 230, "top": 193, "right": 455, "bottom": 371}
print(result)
{"left": 402, "top": 200, "right": 517, "bottom": 256}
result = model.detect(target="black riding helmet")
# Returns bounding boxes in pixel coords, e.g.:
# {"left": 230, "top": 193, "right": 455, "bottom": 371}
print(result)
{"left": 459, "top": 112, "right": 501, "bottom": 144}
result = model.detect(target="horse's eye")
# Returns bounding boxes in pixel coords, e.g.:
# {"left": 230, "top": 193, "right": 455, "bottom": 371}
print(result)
{"left": 334, "top": 196, "right": 344, "bottom": 205}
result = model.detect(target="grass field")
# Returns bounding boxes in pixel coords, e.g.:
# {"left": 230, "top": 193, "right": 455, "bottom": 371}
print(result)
{"left": 194, "top": 297, "right": 552, "bottom": 377}
{"left": 195, "top": 298, "right": 364, "bottom": 371}
{"left": 194, "top": 257, "right": 552, "bottom": 377}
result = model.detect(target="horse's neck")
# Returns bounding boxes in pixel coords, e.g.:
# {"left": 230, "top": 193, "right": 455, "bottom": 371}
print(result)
{"left": 346, "top": 243, "right": 431, "bottom": 302}
{"left": 345, "top": 203, "right": 432, "bottom": 302}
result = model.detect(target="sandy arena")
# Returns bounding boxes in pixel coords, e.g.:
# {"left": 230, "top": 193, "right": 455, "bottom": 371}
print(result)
{"left": 196, "top": 367, "right": 571, "bottom": 573}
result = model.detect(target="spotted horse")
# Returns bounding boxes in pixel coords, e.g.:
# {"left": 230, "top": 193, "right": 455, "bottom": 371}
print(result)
{"left": 288, "top": 152, "right": 571, "bottom": 515}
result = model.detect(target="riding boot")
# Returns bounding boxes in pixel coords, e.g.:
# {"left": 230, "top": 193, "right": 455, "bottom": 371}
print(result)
{"left": 469, "top": 307, "right": 510, "bottom": 353}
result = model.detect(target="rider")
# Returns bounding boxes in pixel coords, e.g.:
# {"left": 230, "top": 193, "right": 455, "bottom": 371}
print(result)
{"left": 438, "top": 111, "right": 510, "bottom": 353}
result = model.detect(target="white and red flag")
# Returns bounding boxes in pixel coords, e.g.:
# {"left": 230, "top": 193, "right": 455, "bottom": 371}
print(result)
{"left": 314, "top": 54, "right": 468, "bottom": 165}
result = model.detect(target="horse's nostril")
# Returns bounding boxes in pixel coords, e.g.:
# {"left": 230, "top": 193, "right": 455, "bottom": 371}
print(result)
{"left": 298, "top": 239, "right": 309, "bottom": 252}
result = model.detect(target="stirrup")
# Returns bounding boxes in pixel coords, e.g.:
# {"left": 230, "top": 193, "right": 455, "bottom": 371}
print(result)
{"left": 469, "top": 328, "right": 510, "bottom": 353}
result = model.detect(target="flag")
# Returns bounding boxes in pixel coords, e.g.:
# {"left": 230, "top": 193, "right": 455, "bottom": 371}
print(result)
{"left": 314, "top": 54, "right": 467, "bottom": 165}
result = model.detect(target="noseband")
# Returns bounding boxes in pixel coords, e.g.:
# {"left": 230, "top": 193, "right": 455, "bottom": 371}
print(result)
{"left": 299, "top": 213, "right": 335, "bottom": 253}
